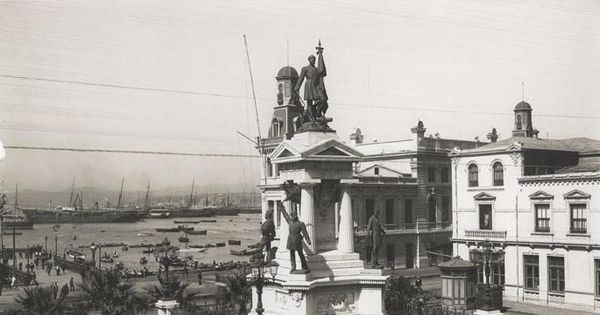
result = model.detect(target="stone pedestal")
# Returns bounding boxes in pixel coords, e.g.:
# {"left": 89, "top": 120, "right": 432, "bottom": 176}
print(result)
{"left": 155, "top": 299, "right": 179, "bottom": 315}
{"left": 258, "top": 130, "right": 388, "bottom": 315}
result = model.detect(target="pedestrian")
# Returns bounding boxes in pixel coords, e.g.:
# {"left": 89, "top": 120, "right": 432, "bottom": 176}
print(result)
{"left": 18, "top": 262, "right": 22, "bottom": 271}
{"left": 69, "top": 277, "right": 74, "bottom": 292}
{"left": 10, "top": 275, "right": 16, "bottom": 288}
{"left": 55, "top": 265, "right": 60, "bottom": 276}
{"left": 61, "top": 284, "right": 69, "bottom": 297}
{"left": 197, "top": 271, "right": 202, "bottom": 286}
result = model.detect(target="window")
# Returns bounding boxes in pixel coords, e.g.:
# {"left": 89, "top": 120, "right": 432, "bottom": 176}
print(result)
{"left": 405, "top": 243, "right": 414, "bottom": 269}
{"left": 266, "top": 158, "right": 273, "bottom": 177}
{"left": 468, "top": 164, "right": 479, "bottom": 187}
{"left": 492, "top": 162, "right": 504, "bottom": 186}
{"left": 479, "top": 204, "right": 492, "bottom": 230}
{"left": 404, "top": 199, "right": 413, "bottom": 224}
{"left": 428, "top": 196, "right": 436, "bottom": 225}
{"left": 385, "top": 199, "right": 394, "bottom": 225}
{"left": 441, "top": 167, "right": 449, "bottom": 183}
{"left": 524, "top": 255, "right": 539, "bottom": 291}
{"left": 428, "top": 167, "right": 436, "bottom": 182}
{"left": 570, "top": 203, "right": 587, "bottom": 233}
{"left": 596, "top": 260, "right": 600, "bottom": 297}
{"left": 548, "top": 256, "right": 565, "bottom": 293}
{"left": 386, "top": 244, "right": 395, "bottom": 267}
{"left": 374, "top": 167, "right": 379, "bottom": 175}
{"left": 365, "top": 199, "right": 375, "bottom": 222}
{"left": 535, "top": 204, "right": 550, "bottom": 232}
{"left": 491, "top": 258, "right": 505, "bottom": 286}
{"left": 441, "top": 196, "right": 450, "bottom": 223}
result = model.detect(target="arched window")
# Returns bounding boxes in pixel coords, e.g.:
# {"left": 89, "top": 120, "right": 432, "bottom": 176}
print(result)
{"left": 493, "top": 162, "right": 504, "bottom": 186}
{"left": 468, "top": 164, "right": 479, "bottom": 187}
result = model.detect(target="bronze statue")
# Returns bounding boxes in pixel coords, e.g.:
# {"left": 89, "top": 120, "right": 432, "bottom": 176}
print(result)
{"left": 295, "top": 41, "right": 328, "bottom": 120}
{"left": 286, "top": 210, "right": 311, "bottom": 273}
{"left": 366, "top": 209, "right": 385, "bottom": 268}
{"left": 260, "top": 210, "right": 276, "bottom": 263}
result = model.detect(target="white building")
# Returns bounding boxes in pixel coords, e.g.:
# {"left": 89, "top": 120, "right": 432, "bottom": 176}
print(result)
{"left": 451, "top": 101, "right": 600, "bottom": 311}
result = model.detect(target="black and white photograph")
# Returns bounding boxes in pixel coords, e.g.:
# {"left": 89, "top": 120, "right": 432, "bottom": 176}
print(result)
{"left": 0, "top": 0, "right": 598, "bottom": 314}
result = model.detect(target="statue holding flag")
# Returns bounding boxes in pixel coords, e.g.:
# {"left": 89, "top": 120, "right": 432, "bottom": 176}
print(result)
{"left": 294, "top": 40, "right": 329, "bottom": 121}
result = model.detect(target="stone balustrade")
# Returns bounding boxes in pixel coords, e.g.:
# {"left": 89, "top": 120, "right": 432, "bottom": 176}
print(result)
{"left": 464, "top": 230, "right": 507, "bottom": 239}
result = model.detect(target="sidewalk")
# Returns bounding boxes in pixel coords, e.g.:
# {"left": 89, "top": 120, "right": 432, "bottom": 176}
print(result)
{"left": 504, "top": 300, "right": 598, "bottom": 315}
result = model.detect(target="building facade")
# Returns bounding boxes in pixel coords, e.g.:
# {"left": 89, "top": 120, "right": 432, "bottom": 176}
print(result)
{"left": 451, "top": 101, "right": 600, "bottom": 310}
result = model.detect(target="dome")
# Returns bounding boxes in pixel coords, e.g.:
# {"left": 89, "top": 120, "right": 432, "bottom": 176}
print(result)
{"left": 514, "top": 101, "right": 532, "bottom": 111}
{"left": 276, "top": 66, "right": 298, "bottom": 80}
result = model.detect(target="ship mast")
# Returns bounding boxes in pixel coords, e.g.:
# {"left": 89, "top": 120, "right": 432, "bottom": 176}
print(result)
{"left": 188, "top": 179, "right": 195, "bottom": 208}
{"left": 144, "top": 183, "right": 150, "bottom": 210}
{"left": 116, "top": 177, "right": 125, "bottom": 209}
{"left": 68, "top": 178, "right": 75, "bottom": 208}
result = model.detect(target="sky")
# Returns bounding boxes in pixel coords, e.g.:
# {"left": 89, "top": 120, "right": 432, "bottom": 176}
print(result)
{"left": 0, "top": 0, "right": 599, "bottom": 193}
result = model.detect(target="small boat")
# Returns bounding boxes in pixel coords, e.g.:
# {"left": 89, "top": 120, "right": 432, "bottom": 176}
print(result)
{"left": 199, "top": 219, "right": 217, "bottom": 223}
{"left": 215, "top": 242, "right": 226, "bottom": 247}
{"left": 156, "top": 225, "right": 194, "bottom": 233}
{"left": 101, "top": 253, "right": 114, "bottom": 263}
{"left": 189, "top": 244, "right": 205, "bottom": 249}
{"left": 137, "top": 232, "right": 155, "bottom": 237}
{"left": 122, "top": 246, "right": 129, "bottom": 251}
{"left": 178, "top": 236, "right": 189, "bottom": 243}
{"left": 149, "top": 209, "right": 172, "bottom": 218}
{"left": 231, "top": 248, "right": 260, "bottom": 256}
{"left": 179, "top": 248, "right": 207, "bottom": 254}
{"left": 100, "top": 230, "right": 106, "bottom": 233}
{"left": 227, "top": 240, "right": 241, "bottom": 246}
{"left": 188, "top": 230, "right": 207, "bottom": 235}
{"left": 3, "top": 232, "right": 22, "bottom": 236}
{"left": 247, "top": 242, "right": 261, "bottom": 249}
{"left": 67, "top": 250, "right": 85, "bottom": 260}
{"left": 142, "top": 248, "right": 154, "bottom": 254}
{"left": 174, "top": 220, "right": 200, "bottom": 224}
{"left": 112, "top": 252, "right": 119, "bottom": 258}
{"left": 139, "top": 257, "right": 148, "bottom": 265}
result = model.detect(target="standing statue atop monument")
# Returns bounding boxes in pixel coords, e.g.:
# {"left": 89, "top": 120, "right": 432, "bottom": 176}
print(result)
{"left": 294, "top": 40, "right": 329, "bottom": 120}
{"left": 286, "top": 210, "right": 312, "bottom": 273}
{"left": 260, "top": 210, "right": 276, "bottom": 263}
{"left": 366, "top": 209, "right": 385, "bottom": 268}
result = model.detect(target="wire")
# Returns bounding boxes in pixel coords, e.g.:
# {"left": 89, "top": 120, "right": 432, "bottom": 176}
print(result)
{"left": 4, "top": 146, "right": 260, "bottom": 158}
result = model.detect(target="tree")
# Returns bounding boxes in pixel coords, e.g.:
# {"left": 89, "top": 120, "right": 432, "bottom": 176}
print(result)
{"left": 146, "top": 274, "right": 197, "bottom": 311}
{"left": 12, "top": 285, "right": 69, "bottom": 315}
{"left": 76, "top": 269, "right": 145, "bottom": 315}
{"left": 223, "top": 273, "right": 251, "bottom": 315}
{"left": 385, "top": 275, "right": 417, "bottom": 313}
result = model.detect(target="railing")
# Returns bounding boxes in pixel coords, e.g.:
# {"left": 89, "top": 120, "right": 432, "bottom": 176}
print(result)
{"left": 356, "top": 222, "right": 452, "bottom": 235}
{"left": 464, "top": 230, "right": 507, "bottom": 239}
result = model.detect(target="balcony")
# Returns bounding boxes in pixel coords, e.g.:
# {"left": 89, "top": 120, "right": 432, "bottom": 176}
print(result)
{"left": 464, "top": 230, "right": 507, "bottom": 239}
{"left": 355, "top": 221, "right": 452, "bottom": 236}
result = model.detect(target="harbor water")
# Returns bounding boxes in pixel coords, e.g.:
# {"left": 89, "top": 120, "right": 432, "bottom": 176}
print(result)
{"left": 4, "top": 213, "right": 262, "bottom": 271}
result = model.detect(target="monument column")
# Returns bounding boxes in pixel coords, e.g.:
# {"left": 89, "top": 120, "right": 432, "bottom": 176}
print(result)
{"left": 338, "top": 189, "right": 354, "bottom": 253}
{"left": 300, "top": 185, "right": 315, "bottom": 254}
{"left": 279, "top": 198, "right": 291, "bottom": 253}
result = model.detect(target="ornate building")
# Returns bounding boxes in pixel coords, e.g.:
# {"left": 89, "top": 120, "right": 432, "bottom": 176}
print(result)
{"left": 451, "top": 101, "right": 600, "bottom": 310}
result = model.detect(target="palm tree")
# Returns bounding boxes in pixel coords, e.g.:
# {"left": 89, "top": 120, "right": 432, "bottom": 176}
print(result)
{"left": 146, "top": 274, "right": 197, "bottom": 311}
{"left": 223, "top": 273, "right": 251, "bottom": 315}
{"left": 12, "top": 285, "right": 69, "bottom": 315}
{"left": 76, "top": 268, "right": 145, "bottom": 315}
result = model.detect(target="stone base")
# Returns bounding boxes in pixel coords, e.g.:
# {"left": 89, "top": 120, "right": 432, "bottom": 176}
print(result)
{"left": 251, "top": 250, "right": 387, "bottom": 315}
{"left": 473, "top": 309, "right": 503, "bottom": 315}
{"left": 155, "top": 299, "right": 179, "bottom": 315}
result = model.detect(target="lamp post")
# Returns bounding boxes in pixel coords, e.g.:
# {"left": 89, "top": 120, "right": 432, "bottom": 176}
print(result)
{"left": 44, "top": 236, "right": 48, "bottom": 253}
{"left": 54, "top": 234, "right": 58, "bottom": 258}
{"left": 98, "top": 244, "right": 102, "bottom": 269}
{"left": 89, "top": 243, "right": 97, "bottom": 266}
{"left": 248, "top": 258, "right": 278, "bottom": 315}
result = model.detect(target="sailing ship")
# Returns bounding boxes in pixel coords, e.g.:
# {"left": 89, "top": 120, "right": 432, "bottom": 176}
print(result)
{"left": 21, "top": 178, "right": 146, "bottom": 224}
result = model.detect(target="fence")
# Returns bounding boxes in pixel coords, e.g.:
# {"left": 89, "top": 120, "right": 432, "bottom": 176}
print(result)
{"left": 388, "top": 304, "right": 475, "bottom": 315}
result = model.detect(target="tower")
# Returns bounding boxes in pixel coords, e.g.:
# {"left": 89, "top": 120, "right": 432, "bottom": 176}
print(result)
{"left": 268, "top": 66, "right": 303, "bottom": 140}
{"left": 512, "top": 101, "right": 538, "bottom": 138}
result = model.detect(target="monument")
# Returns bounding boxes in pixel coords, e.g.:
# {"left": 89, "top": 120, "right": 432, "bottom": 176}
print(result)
{"left": 253, "top": 42, "right": 388, "bottom": 315}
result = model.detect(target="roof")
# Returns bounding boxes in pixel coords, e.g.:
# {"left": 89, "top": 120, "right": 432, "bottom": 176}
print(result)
{"left": 557, "top": 161, "right": 600, "bottom": 174}
{"left": 459, "top": 137, "right": 600, "bottom": 155}
{"left": 276, "top": 66, "right": 298, "bottom": 79}
{"left": 514, "top": 101, "right": 532, "bottom": 111}
{"left": 438, "top": 257, "right": 475, "bottom": 269}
